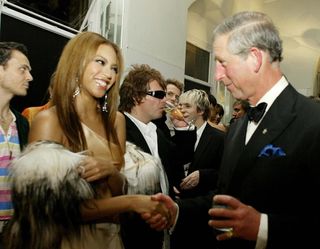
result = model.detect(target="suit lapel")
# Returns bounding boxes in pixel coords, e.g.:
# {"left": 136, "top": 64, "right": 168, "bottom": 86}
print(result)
{"left": 125, "top": 115, "right": 151, "bottom": 154}
{"left": 228, "top": 85, "right": 298, "bottom": 193}
{"left": 218, "top": 116, "right": 247, "bottom": 193}
{"left": 191, "top": 124, "right": 211, "bottom": 168}
{"left": 157, "top": 129, "right": 167, "bottom": 159}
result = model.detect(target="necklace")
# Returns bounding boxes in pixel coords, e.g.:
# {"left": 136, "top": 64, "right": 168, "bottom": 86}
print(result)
{"left": 0, "top": 111, "right": 13, "bottom": 133}
{"left": 0, "top": 110, "right": 11, "bottom": 120}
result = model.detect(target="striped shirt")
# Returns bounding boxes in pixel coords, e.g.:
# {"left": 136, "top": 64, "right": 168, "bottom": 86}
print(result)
{"left": 0, "top": 113, "right": 20, "bottom": 220}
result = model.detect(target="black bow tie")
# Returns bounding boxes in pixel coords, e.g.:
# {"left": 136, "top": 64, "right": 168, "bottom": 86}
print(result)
{"left": 247, "top": 102, "right": 267, "bottom": 123}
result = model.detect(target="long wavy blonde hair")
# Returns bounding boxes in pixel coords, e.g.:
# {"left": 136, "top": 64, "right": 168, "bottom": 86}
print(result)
{"left": 51, "top": 31, "right": 123, "bottom": 152}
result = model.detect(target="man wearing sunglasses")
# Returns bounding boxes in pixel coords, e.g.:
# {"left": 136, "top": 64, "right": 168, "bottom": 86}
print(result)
{"left": 119, "top": 64, "right": 195, "bottom": 249}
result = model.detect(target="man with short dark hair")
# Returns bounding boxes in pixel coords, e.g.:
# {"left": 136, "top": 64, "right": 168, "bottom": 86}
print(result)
{"left": 0, "top": 41, "right": 32, "bottom": 247}
{"left": 230, "top": 99, "right": 250, "bottom": 124}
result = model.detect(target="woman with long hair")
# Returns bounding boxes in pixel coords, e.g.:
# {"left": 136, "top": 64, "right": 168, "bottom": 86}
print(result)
{"left": 5, "top": 32, "right": 168, "bottom": 249}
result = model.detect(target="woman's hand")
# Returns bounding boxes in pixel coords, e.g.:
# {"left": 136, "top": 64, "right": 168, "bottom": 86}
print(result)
{"left": 78, "top": 156, "right": 121, "bottom": 182}
{"left": 132, "top": 195, "right": 169, "bottom": 218}
{"left": 82, "top": 194, "right": 170, "bottom": 223}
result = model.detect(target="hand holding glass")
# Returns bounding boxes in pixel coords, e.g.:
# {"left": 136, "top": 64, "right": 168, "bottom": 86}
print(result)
{"left": 211, "top": 202, "right": 233, "bottom": 233}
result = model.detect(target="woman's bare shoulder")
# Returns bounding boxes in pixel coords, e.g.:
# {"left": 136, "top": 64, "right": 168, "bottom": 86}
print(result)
{"left": 29, "top": 107, "right": 64, "bottom": 143}
{"left": 31, "top": 107, "right": 59, "bottom": 126}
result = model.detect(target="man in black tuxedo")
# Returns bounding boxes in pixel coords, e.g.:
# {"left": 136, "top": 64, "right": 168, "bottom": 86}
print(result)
{"left": 118, "top": 64, "right": 195, "bottom": 249}
{"left": 177, "top": 89, "right": 225, "bottom": 198}
{"left": 171, "top": 89, "right": 225, "bottom": 249}
{"left": 143, "top": 11, "right": 320, "bottom": 249}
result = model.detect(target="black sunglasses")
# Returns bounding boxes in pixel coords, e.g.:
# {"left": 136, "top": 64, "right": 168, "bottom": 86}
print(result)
{"left": 146, "top": 90, "right": 166, "bottom": 99}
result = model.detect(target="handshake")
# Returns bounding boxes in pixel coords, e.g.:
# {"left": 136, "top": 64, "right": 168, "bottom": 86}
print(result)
{"left": 138, "top": 193, "right": 178, "bottom": 231}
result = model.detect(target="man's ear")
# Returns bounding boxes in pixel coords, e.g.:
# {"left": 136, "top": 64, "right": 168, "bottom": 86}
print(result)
{"left": 134, "top": 96, "right": 144, "bottom": 105}
{"left": 249, "top": 47, "right": 262, "bottom": 73}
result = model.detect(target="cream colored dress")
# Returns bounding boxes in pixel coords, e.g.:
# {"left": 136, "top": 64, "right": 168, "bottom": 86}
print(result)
{"left": 62, "top": 123, "right": 124, "bottom": 249}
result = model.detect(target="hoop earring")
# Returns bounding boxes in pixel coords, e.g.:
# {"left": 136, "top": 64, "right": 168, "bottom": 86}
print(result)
{"left": 73, "top": 86, "right": 80, "bottom": 98}
{"left": 102, "top": 93, "right": 108, "bottom": 112}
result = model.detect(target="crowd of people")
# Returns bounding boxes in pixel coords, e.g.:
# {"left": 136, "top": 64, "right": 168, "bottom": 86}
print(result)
{"left": 1, "top": 10, "right": 320, "bottom": 249}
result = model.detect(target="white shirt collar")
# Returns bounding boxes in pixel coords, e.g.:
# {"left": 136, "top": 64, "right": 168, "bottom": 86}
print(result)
{"left": 125, "top": 112, "right": 157, "bottom": 135}
{"left": 257, "top": 75, "right": 288, "bottom": 113}
{"left": 124, "top": 112, "right": 159, "bottom": 157}
{"left": 196, "top": 121, "right": 206, "bottom": 138}
{"left": 245, "top": 76, "right": 288, "bottom": 144}
{"left": 195, "top": 121, "right": 207, "bottom": 150}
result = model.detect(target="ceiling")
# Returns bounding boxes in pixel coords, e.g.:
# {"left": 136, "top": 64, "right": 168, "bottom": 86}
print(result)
{"left": 189, "top": 0, "right": 320, "bottom": 52}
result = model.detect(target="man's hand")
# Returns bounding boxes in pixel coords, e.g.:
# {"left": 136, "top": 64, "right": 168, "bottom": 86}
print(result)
{"left": 180, "top": 170, "right": 199, "bottom": 190}
{"left": 208, "top": 195, "right": 261, "bottom": 241}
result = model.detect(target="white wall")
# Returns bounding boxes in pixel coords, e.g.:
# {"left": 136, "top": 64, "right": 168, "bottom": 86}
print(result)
{"left": 187, "top": 0, "right": 320, "bottom": 122}
{"left": 234, "top": 0, "right": 320, "bottom": 96}
{"left": 188, "top": 0, "right": 320, "bottom": 97}
{"left": 121, "top": 0, "right": 195, "bottom": 81}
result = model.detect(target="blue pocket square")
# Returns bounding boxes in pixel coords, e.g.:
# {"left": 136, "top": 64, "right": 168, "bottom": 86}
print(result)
{"left": 258, "top": 144, "right": 286, "bottom": 157}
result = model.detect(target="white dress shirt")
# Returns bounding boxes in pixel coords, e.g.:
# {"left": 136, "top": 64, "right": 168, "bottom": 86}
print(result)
{"left": 194, "top": 121, "right": 207, "bottom": 150}
{"left": 246, "top": 76, "right": 289, "bottom": 143}
{"left": 125, "top": 112, "right": 160, "bottom": 159}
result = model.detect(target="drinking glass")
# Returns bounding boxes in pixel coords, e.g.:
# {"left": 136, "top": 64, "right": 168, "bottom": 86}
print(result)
{"left": 164, "top": 101, "right": 184, "bottom": 121}
{"left": 211, "top": 202, "right": 233, "bottom": 233}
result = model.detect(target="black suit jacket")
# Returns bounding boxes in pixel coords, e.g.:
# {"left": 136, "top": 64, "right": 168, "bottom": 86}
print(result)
{"left": 11, "top": 108, "right": 29, "bottom": 150}
{"left": 179, "top": 123, "right": 225, "bottom": 198}
{"left": 125, "top": 115, "right": 195, "bottom": 190}
{"left": 152, "top": 114, "right": 171, "bottom": 139}
{"left": 172, "top": 123, "right": 224, "bottom": 249}
{"left": 121, "top": 115, "right": 196, "bottom": 249}
{"left": 177, "top": 84, "right": 320, "bottom": 249}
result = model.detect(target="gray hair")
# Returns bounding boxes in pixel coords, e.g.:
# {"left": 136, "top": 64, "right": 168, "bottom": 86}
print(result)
{"left": 213, "top": 11, "right": 283, "bottom": 62}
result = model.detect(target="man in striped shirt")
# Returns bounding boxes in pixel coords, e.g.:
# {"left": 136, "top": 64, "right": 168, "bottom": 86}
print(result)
{"left": 0, "top": 42, "right": 32, "bottom": 248}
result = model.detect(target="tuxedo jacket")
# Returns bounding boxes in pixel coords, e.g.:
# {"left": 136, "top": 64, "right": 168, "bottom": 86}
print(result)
{"left": 179, "top": 123, "right": 225, "bottom": 198}
{"left": 172, "top": 123, "right": 225, "bottom": 249}
{"left": 124, "top": 115, "right": 196, "bottom": 190}
{"left": 121, "top": 115, "right": 196, "bottom": 249}
{"left": 152, "top": 114, "right": 171, "bottom": 139}
{"left": 177, "top": 84, "right": 320, "bottom": 249}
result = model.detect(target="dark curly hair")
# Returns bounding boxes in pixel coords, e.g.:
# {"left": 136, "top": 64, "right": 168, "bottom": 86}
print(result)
{"left": 119, "top": 64, "right": 166, "bottom": 113}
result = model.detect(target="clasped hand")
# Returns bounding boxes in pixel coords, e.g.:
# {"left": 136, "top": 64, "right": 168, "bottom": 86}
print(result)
{"left": 141, "top": 193, "right": 178, "bottom": 231}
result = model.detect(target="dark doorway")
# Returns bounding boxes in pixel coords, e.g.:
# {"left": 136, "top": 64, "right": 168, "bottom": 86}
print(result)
{"left": 0, "top": 13, "right": 70, "bottom": 112}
